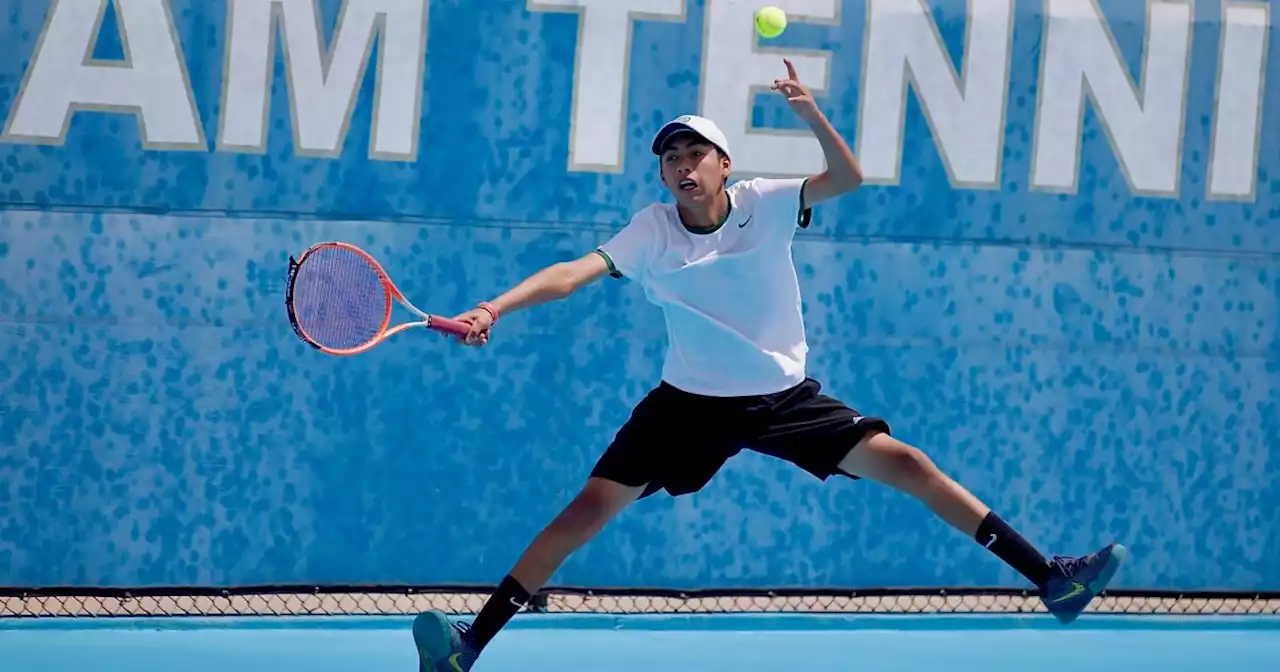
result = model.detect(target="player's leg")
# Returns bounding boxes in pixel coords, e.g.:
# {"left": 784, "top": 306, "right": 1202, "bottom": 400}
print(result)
{"left": 470, "top": 476, "right": 645, "bottom": 648}
{"left": 412, "top": 383, "right": 698, "bottom": 671}
{"left": 413, "top": 477, "right": 644, "bottom": 671}
{"left": 835, "top": 430, "right": 1049, "bottom": 581}
{"left": 836, "top": 430, "right": 1126, "bottom": 624}
{"left": 749, "top": 378, "right": 1125, "bottom": 625}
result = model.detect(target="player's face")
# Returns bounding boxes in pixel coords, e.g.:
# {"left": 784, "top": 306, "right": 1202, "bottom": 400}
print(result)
{"left": 659, "top": 135, "right": 730, "bottom": 205}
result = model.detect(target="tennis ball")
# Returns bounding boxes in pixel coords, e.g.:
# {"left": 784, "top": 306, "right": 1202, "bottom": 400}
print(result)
{"left": 755, "top": 6, "right": 787, "bottom": 39}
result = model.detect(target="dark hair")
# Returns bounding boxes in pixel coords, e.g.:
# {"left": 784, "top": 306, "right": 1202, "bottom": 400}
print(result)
{"left": 657, "top": 130, "right": 725, "bottom": 157}
{"left": 658, "top": 142, "right": 726, "bottom": 163}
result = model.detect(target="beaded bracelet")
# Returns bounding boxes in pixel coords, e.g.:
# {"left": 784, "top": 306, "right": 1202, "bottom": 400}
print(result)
{"left": 477, "top": 301, "right": 500, "bottom": 324}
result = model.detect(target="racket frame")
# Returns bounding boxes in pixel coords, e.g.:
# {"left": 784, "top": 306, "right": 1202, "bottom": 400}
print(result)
{"left": 285, "top": 241, "right": 472, "bottom": 356}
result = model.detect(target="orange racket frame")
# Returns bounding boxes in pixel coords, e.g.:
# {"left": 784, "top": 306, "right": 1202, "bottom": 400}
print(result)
{"left": 285, "top": 241, "right": 471, "bottom": 356}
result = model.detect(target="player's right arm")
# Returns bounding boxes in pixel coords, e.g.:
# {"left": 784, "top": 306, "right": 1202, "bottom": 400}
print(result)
{"left": 487, "top": 251, "right": 613, "bottom": 316}
{"left": 450, "top": 252, "right": 611, "bottom": 345}
{"left": 452, "top": 211, "right": 656, "bottom": 346}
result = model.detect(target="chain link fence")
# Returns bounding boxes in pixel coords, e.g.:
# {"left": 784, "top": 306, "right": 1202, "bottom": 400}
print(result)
{"left": 4, "top": 587, "right": 1278, "bottom": 619}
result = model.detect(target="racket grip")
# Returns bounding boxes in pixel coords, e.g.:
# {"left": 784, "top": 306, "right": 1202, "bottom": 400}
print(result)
{"left": 430, "top": 316, "right": 473, "bottom": 337}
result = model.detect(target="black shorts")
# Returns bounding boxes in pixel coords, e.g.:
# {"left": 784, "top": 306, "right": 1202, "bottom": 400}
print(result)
{"left": 590, "top": 378, "right": 891, "bottom": 498}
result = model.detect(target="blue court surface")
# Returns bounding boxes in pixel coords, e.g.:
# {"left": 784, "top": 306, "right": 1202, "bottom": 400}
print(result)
{"left": 4, "top": 614, "right": 1278, "bottom": 671}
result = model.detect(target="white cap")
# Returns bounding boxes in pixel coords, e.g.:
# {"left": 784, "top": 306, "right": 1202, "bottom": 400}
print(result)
{"left": 650, "top": 115, "right": 731, "bottom": 159}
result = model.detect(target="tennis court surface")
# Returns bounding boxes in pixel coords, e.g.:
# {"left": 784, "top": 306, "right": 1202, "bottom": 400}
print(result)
{"left": 4, "top": 592, "right": 1279, "bottom": 671}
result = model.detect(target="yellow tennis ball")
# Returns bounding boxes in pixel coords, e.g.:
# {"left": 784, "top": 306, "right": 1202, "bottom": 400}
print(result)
{"left": 755, "top": 6, "right": 787, "bottom": 38}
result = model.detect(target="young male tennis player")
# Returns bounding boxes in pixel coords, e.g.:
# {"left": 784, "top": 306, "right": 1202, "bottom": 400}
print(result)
{"left": 412, "top": 59, "right": 1127, "bottom": 671}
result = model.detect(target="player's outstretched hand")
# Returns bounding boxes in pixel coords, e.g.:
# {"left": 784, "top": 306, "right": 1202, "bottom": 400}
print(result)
{"left": 772, "top": 58, "right": 820, "bottom": 124}
{"left": 450, "top": 308, "right": 493, "bottom": 347}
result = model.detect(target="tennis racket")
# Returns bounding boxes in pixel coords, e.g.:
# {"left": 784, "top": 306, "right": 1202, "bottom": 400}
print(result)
{"left": 285, "top": 241, "right": 471, "bottom": 356}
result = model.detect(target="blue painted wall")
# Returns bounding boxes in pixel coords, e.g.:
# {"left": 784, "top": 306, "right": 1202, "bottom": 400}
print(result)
{"left": 1, "top": 0, "right": 1277, "bottom": 593}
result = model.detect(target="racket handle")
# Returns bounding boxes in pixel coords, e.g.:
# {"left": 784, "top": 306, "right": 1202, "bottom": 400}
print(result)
{"left": 430, "top": 316, "right": 473, "bottom": 337}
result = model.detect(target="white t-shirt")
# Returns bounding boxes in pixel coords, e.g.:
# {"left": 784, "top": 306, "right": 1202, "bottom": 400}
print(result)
{"left": 596, "top": 177, "right": 813, "bottom": 397}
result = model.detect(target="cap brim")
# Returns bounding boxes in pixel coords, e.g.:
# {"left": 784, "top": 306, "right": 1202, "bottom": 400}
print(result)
{"left": 651, "top": 124, "right": 706, "bottom": 155}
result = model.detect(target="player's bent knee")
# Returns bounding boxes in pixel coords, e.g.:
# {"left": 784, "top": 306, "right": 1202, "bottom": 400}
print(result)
{"left": 841, "top": 432, "right": 942, "bottom": 492}
{"left": 565, "top": 488, "right": 612, "bottom": 525}
{"left": 890, "top": 445, "right": 942, "bottom": 490}
{"left": 555, "top": 478, "right": 642, "bottom": 534}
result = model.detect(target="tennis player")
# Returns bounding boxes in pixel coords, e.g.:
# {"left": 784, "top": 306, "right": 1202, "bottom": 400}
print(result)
{"left": 412, "top": 59, "right": 1127, "bottom": 671}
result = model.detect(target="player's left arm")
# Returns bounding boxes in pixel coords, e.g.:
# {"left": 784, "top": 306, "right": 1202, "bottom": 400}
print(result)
{"left": 773, "top": 58, "right": 864, "bottom": 208}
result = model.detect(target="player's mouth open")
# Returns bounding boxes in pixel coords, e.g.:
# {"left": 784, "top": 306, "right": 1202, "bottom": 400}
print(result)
{"left": 679, "top": 179, "right": 698, "bottom": 191}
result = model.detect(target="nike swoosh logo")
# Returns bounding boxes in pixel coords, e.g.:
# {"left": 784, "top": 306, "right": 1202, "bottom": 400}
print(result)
{"left": 1052, "top": 581, "right": 1087, "bottom": 603}
{"left": 738, "top": 216, "right": 753, "bottom": 228}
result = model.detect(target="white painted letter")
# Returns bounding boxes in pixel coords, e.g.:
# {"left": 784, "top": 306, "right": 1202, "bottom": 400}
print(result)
{"left": 1, "top": 0, "right": 205, "bottom": 149}
{"left": 701, "top": 0, "right": 838, "bottom": 177}
{"left": 1032, "top": 0, "right": 1193, "bottom": 196}
{"left": 529, "top": 0, "right": 686, "bottom": 173}
{"left": 1208, "top": 2, "right": 1270, "bottom": 201}
{"left": 857, "top": 0, "right": 1013, "bottom": 188}
{"left": 218, "top": 0, "right": 429, "bottom": 160}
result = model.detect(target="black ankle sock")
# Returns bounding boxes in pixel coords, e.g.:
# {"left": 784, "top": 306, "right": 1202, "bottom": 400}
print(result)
{"left": 975, "top": 512, "right": 1051, "bottom": 588}
{"left": 467, "top": 575, "right": 532, "bottom": 651}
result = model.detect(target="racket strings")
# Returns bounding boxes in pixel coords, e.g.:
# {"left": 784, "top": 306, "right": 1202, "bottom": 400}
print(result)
{"left": 291, "top": 246, "right": 389, "bottom": 350}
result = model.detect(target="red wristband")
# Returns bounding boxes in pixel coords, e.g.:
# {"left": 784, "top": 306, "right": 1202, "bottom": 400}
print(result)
{"left": 477, "top": 301, "right": 500, "bottom": 324}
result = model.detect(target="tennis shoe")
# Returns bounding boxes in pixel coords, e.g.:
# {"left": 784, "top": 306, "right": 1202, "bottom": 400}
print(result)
{"left": 1041, "top": 542, "right": 1128, "bottom": 624}
{"left": 413, "top": 611, "right": 479, "bottom": 671}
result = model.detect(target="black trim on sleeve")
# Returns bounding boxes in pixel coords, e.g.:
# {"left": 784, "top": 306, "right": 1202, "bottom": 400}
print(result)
{"left": 593, "top": 249, "right": 622, "bottom": 279}
{"left": 797, "top": 177, "right": 814, "bottom": 229}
